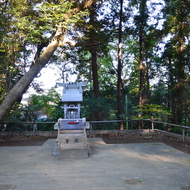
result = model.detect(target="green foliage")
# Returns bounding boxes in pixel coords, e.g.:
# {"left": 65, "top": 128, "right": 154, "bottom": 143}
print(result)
{"left": 134, "top": 104, "right": 170, "bottom": 121}
{"left": 40, "top": 1, "right": 89, "bottom": 27}
{"left": 81, "top": 89, "right": 121, "bottom": 130}
{"left": 11, "top": 1, "right": 89, "bottom": 44}
{"left": 4, "top": 88, "right": 62, "bottom": 131}
{"left": 6, "top": 88, "right": 61, "bottom": 120}
{"left": 170, "top": 126, "right": 183, "bottom": 134}
{"left": 29, "top": 88, "right": 62, "bottom": 120}
{"left": 151, "top": 81, "right": 169, "bottom": 107}
{"left": 82, "top": 94, "right": 117, "bottom": 121}
{"left": 5, "top": 103, "right": 23, "bottom": 122}
{"left": 0, "top": 2, "right": 31, "bottom": 104}
{"left": 186, "top": 129, "right": 190, "bottom": 137}
{"left": 36, "top": 122, "right": 54, "bottom": 131}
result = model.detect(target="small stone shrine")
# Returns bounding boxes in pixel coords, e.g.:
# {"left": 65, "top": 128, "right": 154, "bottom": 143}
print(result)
{"left": 53, "top": 82, "right": 91, "bottom": 159}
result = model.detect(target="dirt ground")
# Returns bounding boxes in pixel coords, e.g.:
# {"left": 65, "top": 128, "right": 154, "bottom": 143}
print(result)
{"left": 0, "top": 132, "right": 189, "bottom": 155}
{"left": 0, "top": 135, "right": 50, "bottom": 146}
{"left": 90, "top": 132, "right": 190, "bottom": 155}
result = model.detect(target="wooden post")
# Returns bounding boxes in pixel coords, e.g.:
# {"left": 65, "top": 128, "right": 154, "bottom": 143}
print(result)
{"left": 182, "top": 128, "right": 185, "bottom": 142}
{"left": 33, "top": 122, "right": 36, "bottom": 136}
{"left": 151, "top": 116, "right": 154, "bottom": 130}
{"left": 125, "top": 95, "right": 128, "bottom": 130}
{"left": 90, "top": 123, "right": 92, "bottom": 135}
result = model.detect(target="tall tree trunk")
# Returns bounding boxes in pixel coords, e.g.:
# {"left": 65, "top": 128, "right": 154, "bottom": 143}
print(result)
{"left": 170, "top": 2, "right": 186, "bottom": 125}
{"left": 137, "top": 0, "right": 149, "bottom": 129}
{"left": 145, "top": 55, "right": 150, "bottom": 101}
{"left": 168, "top": 55, "right": 174, "bottom": 131}
{"left": 138, "top": 32, "right": 144, "bottom": 106}
{"left": 90, "top": 46, "right": 100, "bottom": 98}
{"left": 174, "top": 16, "right": 185, "bottom": 125}
{"left": 89, "top": 3, "right": 100, "bottom": 98}
{"left": 117, "top": 0, "right": 123, "bottom": 130}
{"left": 137, "top": 32, "right": 144, "bottom": 129}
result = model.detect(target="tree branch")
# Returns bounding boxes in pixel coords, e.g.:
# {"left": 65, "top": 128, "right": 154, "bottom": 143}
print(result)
{"left": 63, "top": 38, "right": 104, "bottom": 47}
{"left": 74, "top": 0, "right": 94, "bottom": 13}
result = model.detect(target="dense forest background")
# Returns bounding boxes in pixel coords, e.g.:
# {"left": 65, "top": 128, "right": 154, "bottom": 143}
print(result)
{"left": 0, "top": 0, "right": 189, "bottom": 130}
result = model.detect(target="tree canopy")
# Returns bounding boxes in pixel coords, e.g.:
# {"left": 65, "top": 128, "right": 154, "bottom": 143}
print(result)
{"left": 0, "top": 0, "right": 189, "bottom": 130}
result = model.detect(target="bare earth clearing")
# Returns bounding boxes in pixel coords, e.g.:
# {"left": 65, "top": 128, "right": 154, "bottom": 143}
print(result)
{"left": 0, "top": 132, "right": 189, "bottom": 155}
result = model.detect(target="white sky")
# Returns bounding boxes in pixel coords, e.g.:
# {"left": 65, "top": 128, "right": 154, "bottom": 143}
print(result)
{"left": 22, "top": 66, "right": 59, "bottom": 100}
{"left": 22, "top": 64, "right": 78, "bottom": 100}
{"left": 35, "top": 66, "right": 59, "bottom": 89}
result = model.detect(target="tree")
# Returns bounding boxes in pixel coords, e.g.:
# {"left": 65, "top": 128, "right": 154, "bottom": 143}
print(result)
{"left": 74, "top": 1, "right": 111, "bottom": 98}
{"left": 88, "top": 3, "right": 100, "bottom": 98}
{"left": 0, "top": 0, "right": 97, "bottom": 122}
{"left": 0, "top": 1, "right": 26, "bottom": 103}
{"left": 135, "top": 0, "right": 150, "bottom": 128}
{"left": 162, "top": 0, "right": 189, "bottom": 124}
{"left": 29, "top": 88, "right": 61, "bottom": 119}
{"left": 117, "top": 0, "right": 124, "bottom": 130}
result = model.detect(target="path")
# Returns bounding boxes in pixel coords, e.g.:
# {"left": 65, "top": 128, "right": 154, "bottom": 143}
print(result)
{"left": 0, "top": 138, "right": 190, "bottom": 190}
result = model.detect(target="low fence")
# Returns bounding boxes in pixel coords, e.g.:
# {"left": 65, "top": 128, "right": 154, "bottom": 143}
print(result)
{"left": 0, "top": 130, "right": 57, "bottom": 137}
{"left": 88, "top": 119, "right": 190, "bottom": 142}
{"left": 150, "top": 119, "right": 190, "bottom": 142}
{"left": 2, "top": 121, "right": 56, "bottom": 134}
{"left": 1, "top": 119, "right": 190, "bottom": 142}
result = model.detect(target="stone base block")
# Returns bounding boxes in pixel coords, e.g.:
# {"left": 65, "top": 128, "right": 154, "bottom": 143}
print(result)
{"left": 57, "top": 148, "right": 89, "bottom": 159}
{"left": 58, "top": 133, "right": 86, "bottom": 150}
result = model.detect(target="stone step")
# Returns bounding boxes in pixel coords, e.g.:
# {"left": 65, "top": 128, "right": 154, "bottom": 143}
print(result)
{"left": 57, "top": 148, "right": 89, "bottom": 159}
